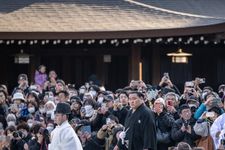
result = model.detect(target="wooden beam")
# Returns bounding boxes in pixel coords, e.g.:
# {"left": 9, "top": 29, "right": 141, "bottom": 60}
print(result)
{"left": 0, "top": 23, "right": 225, "bottom": 39}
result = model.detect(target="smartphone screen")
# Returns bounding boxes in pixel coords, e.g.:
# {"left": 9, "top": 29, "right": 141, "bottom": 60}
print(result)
{"left": 81, "top": 125, "right": 91, "bottom": 134}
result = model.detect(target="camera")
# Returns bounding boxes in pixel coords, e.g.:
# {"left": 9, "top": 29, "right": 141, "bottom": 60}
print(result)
{"left": 185, "top": 81, "right": 194, "bottom": 88}
{"left": 163, "top": 72, "right": 169, "bottom": 79}
{"left": 183, "top": 120, "right": 189, "bottom": 129}
{"left": 13, "top": 131, "right": 23, "bottom": 138}
{"left": 39, "top": 127, "right": 49, "bottom": 137}
{"left": 196, "top": 78, "right": 205, "bottom": 84}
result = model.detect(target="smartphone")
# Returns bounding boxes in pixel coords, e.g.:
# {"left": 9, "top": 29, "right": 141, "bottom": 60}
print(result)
{"left": 81, "top": 125, "right": 91, "bottom": 134}
{"left": 163, "top": 72, "right": 169, "bottom": 79}
{"left": 185, "top": 81, "right": 194, "bottom": 87}
{"left": 206, "top": 112, "right": 214, "bottom": 118}
{"left": 199, "top": 78, "right": 206, "bottom": 84}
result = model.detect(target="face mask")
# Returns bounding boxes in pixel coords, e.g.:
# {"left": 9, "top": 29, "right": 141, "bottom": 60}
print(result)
{"left": 46, "top": 110, "right": 55, "bottom": 120}
{"left": 28, "top": 107, "right": 35, "bottom": 113}
{"left": 47, "top": 126, "right": 54, "bottom": 132}
{"left": 46, "top": 110, "right": 53, "bottom": 115}
{"left": 7, "top": 121, "right": 15, "bottom": 127}
{"left": 97, "top": 97, "right": 104, "bottom": 104}
{"left": 51, "top": 113, "right": 55, "bottom": 120}
{"left": 39, "top": 108, "right": 45, "bottom": 114}
{"left": 28, "top": 123, "right": 33, "bottom": 128}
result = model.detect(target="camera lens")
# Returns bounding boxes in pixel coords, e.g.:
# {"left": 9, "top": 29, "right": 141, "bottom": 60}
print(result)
{"left": 13, "top": 132, "right": 18, "bottom": 138}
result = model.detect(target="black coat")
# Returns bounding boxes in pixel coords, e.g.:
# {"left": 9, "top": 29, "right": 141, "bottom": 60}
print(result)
{"left": 171, "top": 118, "right": 200, "bottom": 147}
{"left": 83, "top": 135, "right": 105, "bottom": 150}
{"left": 154, "top": 111, "right": 175, "bottom": 150}
{"left": 113, "top": 105, "right": 130, "bottom": 125}
{"left": 119, "top": 104, "right": 157, "bottom": 150}
{"left": 28, "top": 138, "right": 48, "bottom": 150}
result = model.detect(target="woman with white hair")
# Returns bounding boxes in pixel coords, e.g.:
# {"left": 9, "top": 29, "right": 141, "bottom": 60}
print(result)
{"left": 44, "top": 101, "right": 56, "bottom": 121}
{"left": 6, "top": 113, "right": 17, "bottom": 127}
{"left": 153, "top": 98, "right": 175, "bottom": 150}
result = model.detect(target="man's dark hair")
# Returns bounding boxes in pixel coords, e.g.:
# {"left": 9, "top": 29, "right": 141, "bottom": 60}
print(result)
{"left": 17, "top": 122, "right": 30, "bottom": 132}
{"left": 18, "top": 74, "right": 28, "bottom": 81}
{"left": 128, "top": 90, "right": 145, "bottom": 99}
{"left": 57, "top": 90, "right": 69, "bottom": 97}
{"left": 179, "top": 104, "right": 190, "bottom": 114}
{"left": 118, "top": 90, "right": 128, "bottom": 97}
{"left": 30, "top": 123, "right": 42, "bottom": 134}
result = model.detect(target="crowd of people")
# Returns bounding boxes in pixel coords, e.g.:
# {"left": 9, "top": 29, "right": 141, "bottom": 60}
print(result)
{"left": 1, "top": 65, "right": 225, "bottom": 150}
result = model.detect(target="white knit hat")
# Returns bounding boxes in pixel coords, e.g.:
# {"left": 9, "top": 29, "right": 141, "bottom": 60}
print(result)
{"left": 155, "top": 97, "right": 165, "bottom": 106}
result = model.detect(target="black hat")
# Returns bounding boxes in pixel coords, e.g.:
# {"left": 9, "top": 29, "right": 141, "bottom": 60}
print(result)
{"left": 208, "top": 106, "right": 222, "bottom": 116}
{"left": 179, "top": 104, "right": 190, "bottom": 114}
{"left": 103, "top": 95, "right": 114, "bottom": 102}
{"left": 55, "top": 102, "right": 71, "bottom": 115}
{"left": 70, "top": 96, "right": 82, "bottom": 106}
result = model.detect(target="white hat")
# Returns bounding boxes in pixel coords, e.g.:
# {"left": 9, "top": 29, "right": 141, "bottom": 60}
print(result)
{"left": 12, "top": 92, "right": 26, "bottom": 102}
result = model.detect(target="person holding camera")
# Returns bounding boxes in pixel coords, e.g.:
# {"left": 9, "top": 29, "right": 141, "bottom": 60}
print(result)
{"left": 194, "top": 92, "right": 224, "bottom": 120}
{"left": 10, "top": 123, "right": 32, "bottom": 150}
{"left": 194, "top": 107, "right": 222, "bottom": 150}
{"left": 158, "top": 73, "right": 180, "bottom": 95}
{"left": 153, "top": 98, "right": 175, "bottom": 150}
{"left": 171, "top": 104, "right": 200, "bottom": 147}
{"left": 96, "top": 115, "right": 120, "bottom": 150}
{"left": 48, "top": 102, "right": 82, "bottom": 150}
{"left": 164, "top": 92, "right": 180, "bottom": 120}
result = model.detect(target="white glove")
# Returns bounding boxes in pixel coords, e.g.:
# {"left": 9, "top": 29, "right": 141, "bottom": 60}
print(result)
{"left": 119, "top": 131, "right": 126, "bottom": 145}
{"left": 119, "top": 128, "right": 129, "bottom": 145}
{"left": 119, "top": 131, "right": 126, "bottom": 139}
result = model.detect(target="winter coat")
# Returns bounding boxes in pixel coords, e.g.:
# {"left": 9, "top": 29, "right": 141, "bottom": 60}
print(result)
{"left": 171, "top": 118, "right": 200, "bottom": 147}
{"left": 154, "top": 111, "right": 175, "bottom": 150}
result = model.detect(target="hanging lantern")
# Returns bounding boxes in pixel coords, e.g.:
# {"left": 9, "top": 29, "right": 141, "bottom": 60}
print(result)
{"left": 14, "top": 49, "right": 31, "bottom": 64}
{"left": 167, "top": 48, "right": 192, "bottom": 63}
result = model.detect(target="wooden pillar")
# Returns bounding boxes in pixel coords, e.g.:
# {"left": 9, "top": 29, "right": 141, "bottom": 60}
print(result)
{"left": 152, "top": 47, "right": 161, "bottom": 85}
{"left": 129, "top": 45, "right": 141, "bottom": 81}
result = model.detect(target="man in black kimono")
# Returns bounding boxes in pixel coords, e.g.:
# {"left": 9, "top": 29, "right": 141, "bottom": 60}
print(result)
{"left": 117, "top": 90, "right": 157, "bottom": 150}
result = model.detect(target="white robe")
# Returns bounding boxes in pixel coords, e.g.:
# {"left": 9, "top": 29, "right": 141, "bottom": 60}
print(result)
{"left": 210, "top": 113, "right": 225, "bottom": 149}
{"left": 49, "top": 120, "right": 83, "bottom": 150}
